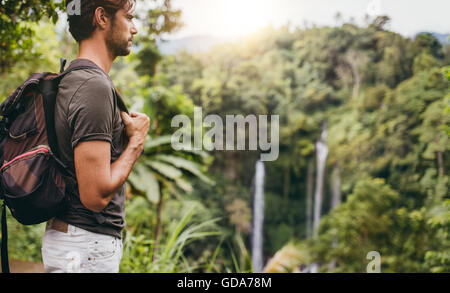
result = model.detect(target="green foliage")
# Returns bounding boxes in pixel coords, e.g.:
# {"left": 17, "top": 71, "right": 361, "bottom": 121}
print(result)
{"left": 133, "top": 0, "right": 182, "bottom": 77}
{"left": 413, "top": 33, "right": 444, "bottom": 58}
{"left": 362, "top": 85, "right": 390, "bottom": 112}
{"left": 139, "top": 0, "right": 182, "bottom": 40}
{"left": 2, "top": 208, "right": 45, "bottom": 262}
{"left": 423, "top": 199, "right": 450, "bottom": 272}
{"left": 313, "top": 178, "right": 401, "bottom": 272}
{"left": 127, "top": 132, "right": 214, "bottom": 203}
{"left": 1, "top": 2, "right": 449, "bottom": 273}
{"left": 0, "top": 21, "right": 63, "bottom": 100}
{"left": 413, "top": 52, "right": 440, "bottom": 74}
{"left": 120, "top": 201, "right": 222, "bottom": 273}
{"left": 311, "top": 177, "right": 448, "bottom": 273}
{"left": 0, "top": 0, "right": 64, "bottom": 72}
{"left": 189, "top": 173, "right": 253, "bottom": 272}
{"left": 157, "top": 19, "right": 449, "bottom": 272}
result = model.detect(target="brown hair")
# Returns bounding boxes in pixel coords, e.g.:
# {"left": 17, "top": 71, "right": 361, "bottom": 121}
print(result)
{"left": 66, "top": 0, "right": 136, "bottom": 43}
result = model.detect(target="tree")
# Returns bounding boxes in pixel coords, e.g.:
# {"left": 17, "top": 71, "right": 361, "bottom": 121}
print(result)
{"left": 122, "top": 77, "right": 215, "bottom": 259}
{"left": 134, "top": 0, "right": 183, "bottom": 78}
{"left": 0, "top": 21, "right": 65, "bottom": 99}
{"left": 413, "top": 33, "right": 444, "bottom": 59}
{"left": 127, "top": 134, "right": 214, "bottom": 260}
{"left": 312, "top": 177, "right": 448, "bottom": 272}
{"left": 369, "top": 15, "right": 391, "bottom": 32}
{"left": 0, "top": 0, "right": 64, "bottom": 73}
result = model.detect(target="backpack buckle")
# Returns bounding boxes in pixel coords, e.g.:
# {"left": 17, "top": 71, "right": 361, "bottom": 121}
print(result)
{"left": 59, "top": 58, "right": 67, "bottom": 73}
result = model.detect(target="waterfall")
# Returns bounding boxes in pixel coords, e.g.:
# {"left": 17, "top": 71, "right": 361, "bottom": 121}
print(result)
{"left": 251, "top": 160, "right": 265, "bottom": 273}
{"left": 313, "top": 122, "right": 328, "bottom": 237}
{"left": 302, "top": 123, "right": 329, "bottom": 273}
{"left": 303, "top": 123, "right": 328, "bottom": 273}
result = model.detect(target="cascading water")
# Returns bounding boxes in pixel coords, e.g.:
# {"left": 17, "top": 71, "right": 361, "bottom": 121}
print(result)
{"left": 313, "top": 122, "right": 328, "bottom": 237}
{"left": 305, "top": 122, "right": 328, "bottom": 273}
{"left": 251, "top": 160, "right": 265, "bottom": 273}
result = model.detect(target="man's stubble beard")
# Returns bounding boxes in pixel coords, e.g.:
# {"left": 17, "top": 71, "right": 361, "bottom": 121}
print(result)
{"left": 106, "top": 19, "right": 131, "bottom": 57}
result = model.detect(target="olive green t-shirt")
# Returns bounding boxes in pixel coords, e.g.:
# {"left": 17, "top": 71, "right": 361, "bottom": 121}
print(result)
{"left": 54, "top": 59, "right": 126, "bottom": 238}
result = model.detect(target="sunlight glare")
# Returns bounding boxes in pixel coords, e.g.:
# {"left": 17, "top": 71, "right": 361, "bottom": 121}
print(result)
{"left": 212, "top": 0, "right": 276, "bottom": 38}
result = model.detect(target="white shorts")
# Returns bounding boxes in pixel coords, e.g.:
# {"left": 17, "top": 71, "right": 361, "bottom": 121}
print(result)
{"left": 41, "top": 223, "right": 123, "bottom": 273}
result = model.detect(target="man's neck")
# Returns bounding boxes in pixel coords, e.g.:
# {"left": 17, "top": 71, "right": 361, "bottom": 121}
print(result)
{"left": 77, "top": 37, "right": 115, "bottom": 74}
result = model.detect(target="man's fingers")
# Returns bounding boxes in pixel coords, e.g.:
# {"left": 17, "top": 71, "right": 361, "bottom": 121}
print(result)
{"left": 124, "top": 112, "right": 150, "bottom": 126}
{"left": 120, "top": 111, "right": 131, "bottom": 125}
{"left": 130, "top": 112, "right": 150, "bottom": 121}
{"left": 130, "top": 111, "right": 140, "bottom": 117}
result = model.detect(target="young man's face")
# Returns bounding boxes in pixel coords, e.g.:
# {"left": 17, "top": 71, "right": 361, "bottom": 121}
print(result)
{"left": 105, "top": 5, "right": 138, "bottom": 57}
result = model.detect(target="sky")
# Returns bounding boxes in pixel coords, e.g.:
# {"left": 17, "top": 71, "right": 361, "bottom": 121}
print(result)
{"left": 166, "top": 0, "right": 450, "bottom": 39}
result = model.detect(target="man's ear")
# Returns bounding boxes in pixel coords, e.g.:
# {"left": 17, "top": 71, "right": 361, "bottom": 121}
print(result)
{"left": 93, "top": 7, "right": 110, "bottom": 30}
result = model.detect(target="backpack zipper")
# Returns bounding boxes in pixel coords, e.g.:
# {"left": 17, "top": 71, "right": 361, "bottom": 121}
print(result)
{"left": 0, "top": 146, "right": 50, "bottom": 172}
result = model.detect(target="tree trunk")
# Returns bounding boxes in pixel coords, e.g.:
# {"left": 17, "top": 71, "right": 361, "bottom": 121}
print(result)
{"left": 435, "top": 133, "right": 445, "bottom": 177}
{"left": 437, "top": 151, "right": 444, "bottom": 177}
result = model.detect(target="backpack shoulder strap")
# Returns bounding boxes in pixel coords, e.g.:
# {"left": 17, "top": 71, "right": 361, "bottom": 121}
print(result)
{"left": 38, "top": 59, "right": 101, "bottom": 99}
{"left": 113, "top": 88, "right": 129, "bottom": 114}
{"left": 57, "top": 58, "right": 100, "bottom": 79}
{"left": 57, "top": 58, "right": 129, "bottom": 113}
{"left": 1, "top": 202, "right": 9, "bottom": 273}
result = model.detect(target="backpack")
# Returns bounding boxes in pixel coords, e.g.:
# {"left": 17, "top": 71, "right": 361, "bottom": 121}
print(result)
{"left": 0, "top": 58, "right": 128, "bottom": 273}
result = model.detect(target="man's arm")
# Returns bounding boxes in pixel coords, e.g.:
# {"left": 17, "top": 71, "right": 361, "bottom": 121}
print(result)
{"left": 74, "top": 139, "right": 141, "bottom": 212}
{"left": 74, "top": 112, "right": 150, "bottom": 213}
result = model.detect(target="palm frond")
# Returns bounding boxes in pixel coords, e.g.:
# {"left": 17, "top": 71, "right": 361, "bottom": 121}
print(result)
{"left": 146, "top": 160, "right": 183, "bottom": 180}
{"left": 127, "top": 162, "right": 160, "bottom": 204}
{"left": 144, "top": 135, "right": 173, "bottom": 152}
{"left": 154, "top": 154, "right": 215, "bottom": 185}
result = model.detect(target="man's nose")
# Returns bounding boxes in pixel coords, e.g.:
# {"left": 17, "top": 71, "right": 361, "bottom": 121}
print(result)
{"left": 131, "top": 24, "right": 138, "bottom": 35}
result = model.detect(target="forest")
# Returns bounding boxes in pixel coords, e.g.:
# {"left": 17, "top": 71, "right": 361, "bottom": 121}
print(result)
{"left": 0, "top": 0, "right": 448, "bottom": 273}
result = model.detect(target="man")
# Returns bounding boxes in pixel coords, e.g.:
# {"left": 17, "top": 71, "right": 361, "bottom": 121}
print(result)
{"left": 41, "top": 0, "right": 149, "bottom": 273}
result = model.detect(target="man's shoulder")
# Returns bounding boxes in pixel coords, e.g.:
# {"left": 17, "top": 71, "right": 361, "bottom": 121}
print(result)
{"left": 58, "top": 68, "right": 115, "bottom": 106}
{"left": 61, "top": 68, "right": 112, "bottom": 91}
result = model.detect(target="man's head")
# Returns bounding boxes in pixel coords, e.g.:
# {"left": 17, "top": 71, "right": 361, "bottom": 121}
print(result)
{"left": 66, "top": 0, "right": 138, "bottom": 57}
